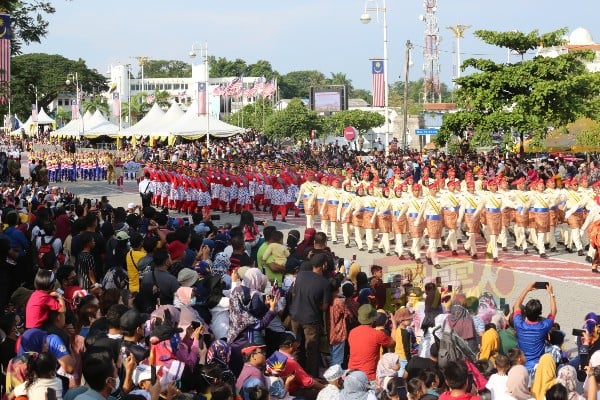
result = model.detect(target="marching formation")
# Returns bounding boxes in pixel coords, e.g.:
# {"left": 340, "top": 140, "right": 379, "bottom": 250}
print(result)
{"left": 143, "top": 161, "right": 600, "bottom": 271}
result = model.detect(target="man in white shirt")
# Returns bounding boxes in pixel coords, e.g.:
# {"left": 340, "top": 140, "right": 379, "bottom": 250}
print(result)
{"left": 138, "top": 172, "right": 153, "bottom": 208}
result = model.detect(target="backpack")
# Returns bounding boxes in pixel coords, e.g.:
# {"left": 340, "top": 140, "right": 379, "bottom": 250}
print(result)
{"left": 37, "top": 237, "right": 65, "bottom": 267}
{"left": 102, "top": 266, "right": 129, "bottom": 290}
{"left": 434, "top": 320, "right": 476, "bottom": 368}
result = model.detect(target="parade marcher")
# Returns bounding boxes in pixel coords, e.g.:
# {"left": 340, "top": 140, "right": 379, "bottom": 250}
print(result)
{"left": 322, "top": 177, "right": 342, "bottom": 244}
{"left": 338, "top": 180, "right": 355, "bottom": 248}
{"left": 474, "top": 178, "right": 504, "bottom": 263}
{"left": 345, "top": 184, "right": 367, "bottom": 251}
{"left": 391, "top": 184, "right": 409, "bottom": 258}
{"left": 564, "top": 178, "right": 586, "bottom": 256}
{"left": 545, "top": 177, "right": 560, "bottom": 252}
{"left": 296, "top": 170, "right": 318, "bottom": 228}
{"left": 442, "top": 179, "right": 461, "bottom": 256}
{"left": 415, "top": 181, "right": 443, "bottom": 269}
{"left": 374, "top": 186, "right": 393, "bottom": 255}
{"left": 510, "top": 177, "right": 531, "bottom": 254}
{"left": 497, "top": 177, "right": 513, "bottom": 251}
{"left": 458, "top": 180, "right": 482, "bottom": 259}
{"left": 363, "top": 184, "right": 379, "bottom": 253}
{"left": 407, "top": 183, "right": 425, "bottom": 261}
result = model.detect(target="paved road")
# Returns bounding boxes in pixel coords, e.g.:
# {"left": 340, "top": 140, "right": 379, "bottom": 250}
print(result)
{"left": 58, "top": 177, "right": 598, "bottom": 353}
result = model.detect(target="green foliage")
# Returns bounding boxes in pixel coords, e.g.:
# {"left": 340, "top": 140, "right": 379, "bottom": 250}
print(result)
{"left": 2, "top": 1, "right": 56, "bottom": 55}
{"left": 222, "top": 97, "right": 275, "bottom": 131}
{"left": 263, "top": 98, "right": 324, "bottom": 140}
{"left": 474, "top": 28, "right": 568, "bottom": 58}
{"left": 325, "top": 109, "right": 385, "bottom": 135}
{"left": 120, "top": 92, "right": 151, "bottom": 124}
{"left": 350, "top": 88, "right": 371, "bottom": 104}
{"left": 279, "top": 70, "right": 327, "bottom": 99}
{"left": 81, "top": 95, "right": 109, "bottom": 116}
{"left": 10, "top": 53, "right": 108, "bottom": 119}
{"left": 437, "top": 28, "right": 600, "bottom": 152}
{"left": 142, "top": 60, "right": 191, "bottom": 78}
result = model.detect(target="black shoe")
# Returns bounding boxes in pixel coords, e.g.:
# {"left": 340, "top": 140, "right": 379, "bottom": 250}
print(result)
{"left": 434, "top": 264, "right": 441, "bottom": 269}
{"left": 398, "top": 255, "right": 407, "bottom": 260}
{"left": 524, "top": 249, "right": 529, "bottom": 255}
{"left": 502, "top": 247, "right": 507, "bottom": 252}
{"left": 294, "top": 214, "right": 300, "bottom": 218}
{"left": 386, "top": 252, "right": 393, "bottom": 257}
{"left": 457, "top": 239, "right": 463, "bottom": 244}
{"left": 437, "top": 247, "right": 442, "bottom": 252}
{"left": 578, "top": 249, "right": 584, "bottom": 256}
{"left": 358, "top": 247, "right": 365, "bottom": 251}
{"left": 586, "top": 244, "right": 590, "bottom": 251}
{"left": 415, "top": 258, "right": 422, "bottom": 264}
{"left": 409, "top": 252, "right": 415, "bottom": 260}
{"left": 452, "top": 250, "right": 458, "bottom": 256}
{"left": 368, "top": 249, "right": 375, "bottom": 254}
{"left": 281, "top": 218, "right": 286, "bottom": 222}
{"left": 471, "top": 254, "right": 478, "bottom": 260}
{"left": 513, "top": 245, "right": 519, "bottom": 251}
{"left": 587, "top": 256, "right": 593, "bottom": 263}
{"left": 540, "top": 253, "right": 549, "bottom": 258}
{"left": 566, "top": 247, "right": 574, "bottom": 253}
{"left": 442, "top": 245, "right": 450, "bottom": 250}
{"left": 493, "top": 257, "right": 499, "bottom": 263}
{"left": 550, "top": 247, "right": 557, "bottom": 252}
{"left": 379, "top": 248, "right": 384, "bottom": 253}
{"left": 345, "top": 243, "right": 350, "bottom": 248}
{"left": 332, "top": 240, "right": 337, "bottom": 245}
{"left": 593, "top": 268, "right": 600, "bottom": 273}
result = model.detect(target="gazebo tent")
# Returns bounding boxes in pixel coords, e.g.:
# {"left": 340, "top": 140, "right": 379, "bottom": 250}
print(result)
{"left": 83, "top": 110, "right": 120, "bottom": 138}
{"left": 36, "top": 108, "right": 55, "bottom": 125}
{"left": 51, "top": 111, "right": 95, "bottom": 139}
{"left": 121, "top": 103, "right": 165, "bottom": 137}
{"left": 161, "top": 101, "right": 244, "bottom": 139}
{"left": 149, "top": 103, "right": 185, "bottom": 139}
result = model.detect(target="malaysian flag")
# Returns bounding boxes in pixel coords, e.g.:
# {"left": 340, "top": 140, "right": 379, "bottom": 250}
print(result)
{"left": 32, "top": 104, "right": 38, "bottom": 122}
{"left": 0, "top": 14, "right": 10, "bottom": 105}
{"left": 197, "top": 82, "right": 206, "bottom": 115}
{"left": 71, "top": 99, "right": 79, "bottom": 119}
{"left": 225, "top": 78, "right": 243, "bottom": 97}
{"left": 146, "top": 93, "right": 155, "bottom": 104}
{"left": 112, "top": 92, "right": 120, "bottom": 117}
{"left": 244, "top": 84, "right": 256, "bottom": 98}
{"left": 212, "top": 85, "right": 224, "bottom": 96}
{"left": 261, "top": 79, "right": 276, "bottom": 98}
{"left": 371, "top": 59, "right": 385, "bottom": 107}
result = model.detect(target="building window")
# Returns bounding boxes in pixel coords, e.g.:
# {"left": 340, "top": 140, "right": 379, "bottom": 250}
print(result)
{"left": 165, "top": 84, "right": 172, "bottom": 90}
{"left": 158, "top": 84, "right": 164, "bottom": 90}
{"left": 174, "top": 83, "right": 180, "bottom": 90}
{"left": 57, "top": 99, "right": 63, "bottom": 106}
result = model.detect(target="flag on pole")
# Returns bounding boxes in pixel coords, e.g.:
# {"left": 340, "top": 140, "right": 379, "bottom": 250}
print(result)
{"left": 197, "top": 82, "right": 206, "bottom": 115}
{"left": 262, "top": 79, "right": 276, "bottom": 98}
{"left": 71, "top": 99, "right": 79, "bottom": 119}
{"left": 112, "top": 92, "right": 120, "bottom": 117}
{"left": 0, "top": 14, "right": 11, "bottom": 104}
{"left": 146, "top": 93, "right": 155, "bottom": 104}
{"left": 32, "top": 104, "right": 38, "bottom": 123}
{"left": 371, "top": 60, "right": 385, "bottom": 107}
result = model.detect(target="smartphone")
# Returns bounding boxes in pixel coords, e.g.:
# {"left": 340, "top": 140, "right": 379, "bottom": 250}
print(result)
{"left": 183, "top": 217, "right": 190, "bottom": 226}
{"left": 191, "top": 321, "right": 201, "bottom": 330}
{"left": 573, "top": 328, "right": 585, "bottom": 336}
{"left": 499, "top": 298, "right": 506, "bottom": 308}
{"left": 533, "top": 281, "right": 549, "bottom": 290}
{"left": 435, "top": 276, "right": 442, "bottom": 287}
{"left": 151, "top": 365, "right": 157, "bottom": 385}
{"left": 447, "top": 284, "right": 453, "bottom": 292}
{"left": 210, "top": 214, "right": 221, "bottom": 221}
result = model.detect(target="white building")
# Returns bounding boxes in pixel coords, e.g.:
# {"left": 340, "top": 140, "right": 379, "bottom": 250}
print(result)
{"left": 537, "top": 27, "right": 600, "bottom": 72}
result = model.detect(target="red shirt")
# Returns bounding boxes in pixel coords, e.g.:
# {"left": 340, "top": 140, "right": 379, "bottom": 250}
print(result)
{"left": 439, "top": 391, "right": 480, "bottom": 400}
{"left": 276, "top": 352, "right": 313, "bottom": 394}
{"left": 25, "top": 290, "right": 61, "bottom": 328}
{"left": 348, "top": 325, "right": 394, "bottom": 381}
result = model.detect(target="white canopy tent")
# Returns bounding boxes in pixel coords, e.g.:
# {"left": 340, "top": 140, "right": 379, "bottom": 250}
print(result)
{"left": 51, "top": 111, "right": 95, "bottom": 139}
{"left": 162, "top": 100, "right": 244, "bottom": 139}
{"left": 149, "top": 102, "right": 185, "bottom": 139}
{"left": 84, "top": 110, "right": 120, "bottom": 138}
{"left": 36, "top": 108, "right": 55, "bottom": 125}
{"left": 121, "top": 102, "right": 165, "bottom": 137}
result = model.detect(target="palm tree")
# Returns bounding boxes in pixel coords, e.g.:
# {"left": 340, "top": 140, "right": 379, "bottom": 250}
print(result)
{"left": 121, "top": 92, "right": 151, "bottom": 124}
{"left": 54, "top": 107, "right": 71, "bottom": 127}
{"left": 81, "top": 95, "right": 109, "bottom": 116}
{"left": 154, "top": 90, "right": 171, "bottom": 108}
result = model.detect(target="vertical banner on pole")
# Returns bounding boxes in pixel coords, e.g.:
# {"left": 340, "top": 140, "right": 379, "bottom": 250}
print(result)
{"left": 0, "top": 14, "right": 11, "bottom": 104}
{"left": 371, "top": 59, "right": 385, "bottom": 107}
{"left": 198, "top": 82, "right": 206, "bottom": 115}
{"left": 112, "top": 92, "right": 120, "bottom": 117}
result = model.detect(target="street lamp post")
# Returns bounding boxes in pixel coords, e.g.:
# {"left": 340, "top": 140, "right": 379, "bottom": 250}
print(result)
{"left": 361, "top": 0, "right": 389, "bottom": 157}
{"left": 189, "top": 41, "right": 210, "bottom": 152}
{"left": 126, "top": 64, "right": 132, "bottom": 128}
{"left": 66, "top": 72, "right": 84, "bottom": 137}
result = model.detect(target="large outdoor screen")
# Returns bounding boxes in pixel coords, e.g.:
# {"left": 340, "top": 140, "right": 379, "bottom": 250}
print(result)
{"left": 310, "top": 85, "right": 348, "bottom": 113}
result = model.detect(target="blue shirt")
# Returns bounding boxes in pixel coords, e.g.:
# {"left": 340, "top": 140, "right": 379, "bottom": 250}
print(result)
{"left": 47, "top": 333, "right": 70, "bottom": 359}
{"left": 514, "top": 311, "right": 554, "bottom": 371}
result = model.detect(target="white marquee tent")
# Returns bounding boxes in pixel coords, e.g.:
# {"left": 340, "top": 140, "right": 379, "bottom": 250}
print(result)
{"left": 121, "top": 103, "right": 165, "bottom": 137}
{"left": 84, "top": 110, "right": 120, "bottom": 138}
{"left": 163, "top": 100, "right": 244, "bottom": 139}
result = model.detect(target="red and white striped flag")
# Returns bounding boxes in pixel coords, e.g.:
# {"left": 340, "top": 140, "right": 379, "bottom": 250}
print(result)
{"left": 197, "top": 82, "right": 206, "bottom": 115}
{"left": 371, "top": 59, "right": 385, "bottom": 107}
{"left": 261, "top": 79, "right": 276, "bottom": 98}
{"left": 212, "top": 85, "right": 223, "bottom": 96}
{"left": 0, "top": 14, "right": 11, "bottom": 105}
{"left": 225, "top": 78, "right": 243, "bottom": 97}
{"left": 244, "top": 84, "right": 256, "bottom": 98}
{"left": 112, "top": 92, "right": 120, "bottom": 117}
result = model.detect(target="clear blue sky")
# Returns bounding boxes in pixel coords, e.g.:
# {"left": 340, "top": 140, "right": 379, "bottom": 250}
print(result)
{"left": 23, "top": 0, "right": 600, "bottom": 91}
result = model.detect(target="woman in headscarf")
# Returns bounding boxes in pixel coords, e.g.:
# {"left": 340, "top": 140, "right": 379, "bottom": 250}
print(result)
{"left": 376, "top": 353, "right": 400, "bottom": 390}
{"left": 293, "top": 227, "right": 316, "bottom": 260}
{"left": 531, "top": 354, "right": 557, "bottom": 400}
{"left": 339, "top": 370, "right": 378, "bottom": 400}
{"left": 501, "top": 365, "right": 533, "bottom": 400}
{"left": 227, "top": 268, "right": 278, "bottom": 376}
{"left": 445, "top": 296, "right": 478, "bottom": 355}
{"left": 206, "top": 339, "right": 236, "bottom": 390}
{"left": 556, "top": 365, "right": 583, "bottom": 400}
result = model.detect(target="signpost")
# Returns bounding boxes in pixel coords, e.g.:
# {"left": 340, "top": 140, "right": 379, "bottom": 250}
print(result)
{"left": 415, "top": 128, "right": 439, "bottom": 135}
{"left": 344, "top": 126, "right": 357, "bottom": 141}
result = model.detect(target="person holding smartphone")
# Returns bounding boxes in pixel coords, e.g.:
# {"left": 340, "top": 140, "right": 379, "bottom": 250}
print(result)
{"left": 512, "top": 281, "right": 557, "bottom": 374}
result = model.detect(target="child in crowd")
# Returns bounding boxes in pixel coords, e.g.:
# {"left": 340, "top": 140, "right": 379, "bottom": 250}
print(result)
{"left": 486, "top": 354, "right": 510, "bottom": 400}
{"left": 507, "top": 348, "right": 526, "bottom": 367}
{"left": 262, "top": 230, "right": 289, "bottom": 283}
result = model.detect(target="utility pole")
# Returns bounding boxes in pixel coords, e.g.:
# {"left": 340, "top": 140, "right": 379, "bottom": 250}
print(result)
{"left": 403, "top": 40, "right": 412, "bottom": 150}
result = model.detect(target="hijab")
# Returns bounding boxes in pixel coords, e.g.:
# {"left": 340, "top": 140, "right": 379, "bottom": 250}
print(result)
{"left": 446, "top": 304, "right": 475, "bottom": 340}
{"left": 556, "top": 365, "right": 580, "bottom": 400}
{"left": 175, "top": 287, "right": 193, "bottom": 306}
{"left": 242, "top": 268, "right": 267, "bottom": 297}
{"left": 531, "top": 354, "right": 556, "bottom": 400}
{"left": 340, "top": 370, "right": 372, "bottom": 400}
{"left": 507, "top": 365, "right": 532, "bottom": 400}
{"left": 376, "top": 353, "right": 400, "bottom": 389}
{"left": 294, "top": 227, "right": 315, "bottom": 257}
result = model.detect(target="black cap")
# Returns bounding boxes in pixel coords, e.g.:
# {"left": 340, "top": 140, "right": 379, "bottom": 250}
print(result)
{"left": 120, "top": 310, "right": 148, "bottom": 333}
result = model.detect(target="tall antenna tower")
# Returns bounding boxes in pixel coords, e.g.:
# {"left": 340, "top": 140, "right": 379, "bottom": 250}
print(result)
{"left": 420, "top": 0, "right": 441, "bottom": 103}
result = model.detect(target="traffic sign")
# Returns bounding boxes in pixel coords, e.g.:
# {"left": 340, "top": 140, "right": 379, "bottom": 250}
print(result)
{"left": 343, "top": 126, "right": 357, "bottom": 141}
{"left": 415, "top": 128, "right": 439, "bottom": 135}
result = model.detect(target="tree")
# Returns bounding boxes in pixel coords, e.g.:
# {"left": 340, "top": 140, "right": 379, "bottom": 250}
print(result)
{"left": 325, "top": 109, "right": 385, "bottom": 135}
{"left": 247, "top": 60, "right": 275, "bottom": 78}
{"left": 350, "top": 88, "right": 371, "bottom": 104}
{"left": 121, "top": 92, "right": 151, "bottom": 124}
{"left": 152, "top": 90, "right": 170, "bottom": 108}
{"left": 437, "top": 28, "right": 600, "bottom": 157}
{"left": 81, "top": 95, "right": 109, "bottom": 116}
{"left": 207, "top": 56, "right": 248, "bottom": 77}
{"left": 11, "top": 53, "right": 108, "bottom": 119}
{"left": 222, "top": 97, "right": 274, "bottom": 131}
{"left": 1, "top": 1, "right": 56, "bottom": 55}
{"left": 142, "top": 60, "right": 191, "bottom": 78}
{"left": 264, "top": 98, "right": 324, "bottom": 140}
{"left": 279, "top": 70, "right": 327, "bottom": 99}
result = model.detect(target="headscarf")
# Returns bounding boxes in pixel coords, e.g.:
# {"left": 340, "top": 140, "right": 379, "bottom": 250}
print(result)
{"left": 531, "top": 354, "right": 557, "bottom": 400}
{"left": 507, "top": 365, "right": 532, "bottom": 400}
{"left": 556, "top": 365, "right": 579, "bottom": 400}
{"left": 175, "top": 287, "right": 194, "bottom": 306}
{"left": 242, "top": 268, "right": 267, "bottom": 297}
{"left": 340, "top": 370, "right": 372, "bottom": 400}
{"left": 206, "top": 339, "right": 236, "bottom": 389}
{"left": 294, "top": 227, "right": 315, "bottom": 257}
{"left": 376, "top": 353, "right": 400, "bottom": 389}
{"left": 446, "top": 304, "right": 475, "bottom": 340}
